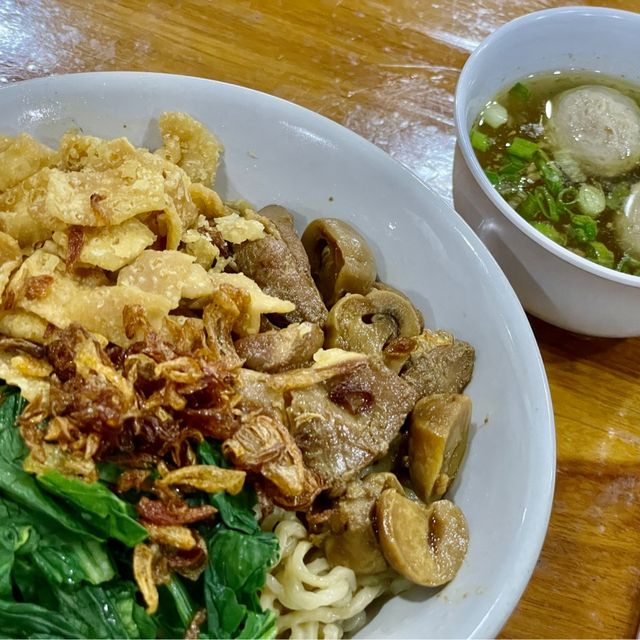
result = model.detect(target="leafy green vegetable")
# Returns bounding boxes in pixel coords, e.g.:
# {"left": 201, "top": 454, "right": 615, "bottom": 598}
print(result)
{"left": 198, "top": 441, "right": 260, "bottom": 535}
{"left": 0, "top": 599, "right": 89, "bottom": 638}
{"left": 203, "top": 529, "right": 278, "bottom": 639}
{"left": 36, "top": 470, "right": 148, "bottom": 547}
{"left": 0, "top": 389, "right": 100, "bottom": 540}
{"left": 197, "top": 440, "right": 278, "bottom": 639}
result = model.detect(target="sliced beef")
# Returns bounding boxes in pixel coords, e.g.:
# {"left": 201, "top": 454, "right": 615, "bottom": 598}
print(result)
{"left": 285, "top": 358, "right": 417, "bottom": 494}
{"left": 233, "top": 205, "right": 327, "bottom": 326}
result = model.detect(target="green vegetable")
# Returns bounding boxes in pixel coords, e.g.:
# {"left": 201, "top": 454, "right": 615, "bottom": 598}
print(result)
{"left": 482, "top": 101, "right": 509, "bottom": 128}
{"left": 203, "top": 529, "right": 278, "bottom": 639}
{"left": 577, "top": 183, "right": 606, "bottom": 217}
{"left": 484, "top": 169, "right": 499, "bottom": 185}
{"left": 507, "top": 136, "right": 539, "bottom": 161}
{"left": 157, "top": 576, "right": 199, "bottom": 636}
{"left": 197, "top": 440, "right": 278, "bottom": 639}
{"left": 617, "top": 254, "right": 640, "bottom": 275}
{"left": 36, "top": 470, "right": 148, "bottom": 547}
{"left": 532, "top": 222, "right": 567, "bottom": 246}
{"left": 586, "top": 241, "right": 615, "bottom": 268}
{"left": 0, "top": 599, "right": 90, "bottom": 638}
{"left": 0, "top": 388, "right": 99, "bottom": 540}
{"left": 198, "top": 441, "right": 260, "bottom": 535}
{"left": 533, "top": 150, "right": 564, "bottom": 196}
{"left": 570, "top": 215, "right": 598, "bottom": 243}
{"left": 607, "top": 182, "right": 631, "bottom": 210}
{"left": 508, "top": 82, "right": 530, "bottom": 101}
{"left": 470, "top": 129, "right": 492, "bottom": 152}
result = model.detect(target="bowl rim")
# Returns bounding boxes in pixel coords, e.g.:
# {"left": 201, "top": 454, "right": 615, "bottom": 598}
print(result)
{"left": 454, "top": 4, "right": 640, "bottom": 289}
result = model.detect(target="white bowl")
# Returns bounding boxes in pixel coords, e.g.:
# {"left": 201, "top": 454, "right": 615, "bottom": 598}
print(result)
{"left": 454, "top": 6, "right": 640, "bottom": 337}
{"left": 0, "top": 72, "right": 554, "bottom": 638}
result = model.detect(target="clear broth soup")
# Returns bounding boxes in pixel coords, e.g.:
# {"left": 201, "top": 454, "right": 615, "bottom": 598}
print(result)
{"left": 471, "top": 71, "right": 640, "bottom": 275}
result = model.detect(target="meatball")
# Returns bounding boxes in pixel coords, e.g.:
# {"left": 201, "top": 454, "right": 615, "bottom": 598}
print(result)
{"left": 616, "top": 182, "right": 640, "bottom": 258}
{"left": 548, "top": 85, "right": 640, "bottom": 178}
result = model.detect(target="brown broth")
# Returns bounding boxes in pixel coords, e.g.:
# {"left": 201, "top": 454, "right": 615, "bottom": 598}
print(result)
{"left": 472, "top": 71, "right": 640, "bottom": 273}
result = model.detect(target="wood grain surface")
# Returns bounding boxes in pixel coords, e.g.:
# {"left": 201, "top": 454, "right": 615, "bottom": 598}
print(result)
{"left": 2, "top": 0, "right": 640, "bottom": 636}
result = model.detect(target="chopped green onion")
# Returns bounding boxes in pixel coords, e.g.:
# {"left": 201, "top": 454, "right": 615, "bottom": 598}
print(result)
{"left": 498, "top": 156, "right": 526, "bottom": 178}
{"left": 533, "top": 149, "right": 564, "bottom": 196}
{"left": 508, "top": 82, "right": 530, "bottom": 101}
{"left": 508, "top": 136, "right": 539, "bottom": 161}
{"left": 532, "top": 222, "right": 567, "bottom": 246}
{"left": 617, "top": 254, "right": 640, "bottom": 275}
{"left": 484, "top": 169, "right": 499, "bottom": 185}
{"left": 517, "top": 193, "right": 540, "bottom": 220}
{"left": 606, "top": 182, "right": 631, "bottom": 210}
{"left": 570, "top": 214, "right": 598, "bottom": 242}
{"left": 558, "top": 187, "right": 579, "bottom": 206}
{"left": 577, "top": 183, "right": 606, "bottom": 217}
{"left": 483, "top": 102, "right": 509, "bottom": 129}
{"left": 471, "top": 129, "right": 492, "bottom": 152}
{"left": 586, "top": 241, "right": 614, "bottom": 269}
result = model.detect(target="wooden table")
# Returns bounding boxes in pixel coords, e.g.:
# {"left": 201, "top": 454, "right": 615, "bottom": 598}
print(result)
{"left": 3, "top": 0, "right": 640, "bottom": 636}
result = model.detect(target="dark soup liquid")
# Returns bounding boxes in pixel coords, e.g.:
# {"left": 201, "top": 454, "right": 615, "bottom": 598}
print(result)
{"left": 471, "top": 71, "right": 640, "bottom": 275}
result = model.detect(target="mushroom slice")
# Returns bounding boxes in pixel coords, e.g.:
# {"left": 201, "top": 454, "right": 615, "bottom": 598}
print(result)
{"left": 323, "top": 472, "right": 403, "bottom": 575}
{"left": 376, "top": 490, "right": 468, "bottom": 587}
{"left": 409, "top": 394, "right": 471, "bottom": 502}
{"left": 325, "top": 289, "right": 422, "bottom": 371}
{"left": 301, "top": 218, "right": 377, "bottom": 307}
{"left": 234, "top": 321, "right": 324, "bottom": 373}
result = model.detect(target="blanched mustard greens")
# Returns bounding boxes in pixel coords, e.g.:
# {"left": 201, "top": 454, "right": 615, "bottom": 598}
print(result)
{"left": 471, "top": 71, "right": 640, "bottom": 275}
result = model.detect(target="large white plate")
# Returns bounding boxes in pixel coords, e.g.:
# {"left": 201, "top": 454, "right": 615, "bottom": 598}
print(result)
{"left": 0, "top": 72, "right": 555, "bottom": 639}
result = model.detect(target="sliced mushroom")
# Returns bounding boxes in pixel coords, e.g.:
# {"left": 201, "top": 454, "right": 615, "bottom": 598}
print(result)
{"left": 233, "top": 206, "right": 327, "bottom": 326}
{"left": 234, "top": 321, "right": 324, "bottom": 373}
{"left": 325, "top": 289, "right": 422, "bottom": 372}
{"left": 401, "top": 330, "right": 475, "bottom": 397}
{"left": 372, "top": 280, "right": 425, "bottom": 332}
{"left": 301, "top": 218, "right": 377, "bottom": 307}
{"left": 409, "top": 394, "right": 471, "bottom": 503}
{"left": 376, "top": 490, "right": 468, "bottom": 587}
{"left": 323, "top": 472, "right": 404, "bottom": 575}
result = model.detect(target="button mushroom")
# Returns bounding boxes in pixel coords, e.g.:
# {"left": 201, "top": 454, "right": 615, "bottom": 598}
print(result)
{"left": 301, "top": 218, "right": 377, "bottom": 307}
{"left": 234, "top": 321, "right": 324, "bottom": 373}
{"left": 409, "top": 394, "right": 471, "bottom": 503}
{"left": 323, "top": 472, "right": 404, "bottom": 575}
{"left": 324, "top": 289, "right": 422, "bottom": 372}
{"left": 376, "top": 490, "right": 468, "bottom": 587}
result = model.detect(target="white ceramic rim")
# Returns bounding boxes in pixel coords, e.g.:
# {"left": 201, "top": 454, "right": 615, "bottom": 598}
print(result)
{"left": 1, "top": 71, "right": 556, "bottom": 638}
{"left": 455, "top": 5, "right": 640, "bottom": 289}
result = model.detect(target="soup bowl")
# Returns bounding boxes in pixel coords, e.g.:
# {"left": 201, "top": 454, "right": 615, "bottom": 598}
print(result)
{"left": 453, "top": 6, "right": 640, "bottom": 337}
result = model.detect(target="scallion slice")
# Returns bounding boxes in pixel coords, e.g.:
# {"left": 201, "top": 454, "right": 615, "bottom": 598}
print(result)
{"left": 532, "top": 222, "right": 567, "bottom": 246}
{"left": 508, "top": 136, "right": 539, "bottom": 162}
{"left": 577, "top": 183, "right": 606, "bottom": 218}
{"left": 483, "top": 102, "right": 509, "bottom": 129}
{"left": 570, "top": 214, "right": 598, "bottom": 243}
{"left": 471, "top": 129, "right": 492, "bottom": 152}
{"left": 508, "top": 82, "right": 530, "bottom": 101}
{"left": 586, "top": 241, "right": 614, "bottom": 268}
